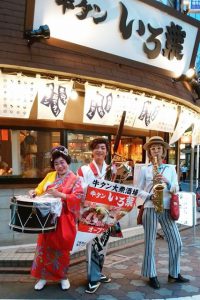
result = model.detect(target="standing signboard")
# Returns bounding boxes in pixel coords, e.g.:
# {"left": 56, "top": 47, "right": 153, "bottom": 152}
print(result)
{"left": 177, "top": 192, "right": 196, "bottom": 226}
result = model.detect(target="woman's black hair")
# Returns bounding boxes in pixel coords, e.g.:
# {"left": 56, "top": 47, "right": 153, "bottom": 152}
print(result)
{"left": 89, "top": 138, "right": 109, "bottom": 152}
{"left": 50, "top": 146, "right": 71, "bottom": 168}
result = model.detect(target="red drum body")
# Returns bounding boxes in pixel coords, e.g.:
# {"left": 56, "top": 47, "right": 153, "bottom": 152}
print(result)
{"left": 9, "top": 195, "right": 61, "bottom": 234}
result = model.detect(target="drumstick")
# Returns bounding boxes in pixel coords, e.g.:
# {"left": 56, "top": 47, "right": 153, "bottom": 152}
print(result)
{"left": 113, "top": 110, "right": 126, "bottom": 155}
{"left": 30, "top": 187, "right": 58, "bottom": 199}
{"left": 104, "top": 111, "right": 126, "bottom": 180}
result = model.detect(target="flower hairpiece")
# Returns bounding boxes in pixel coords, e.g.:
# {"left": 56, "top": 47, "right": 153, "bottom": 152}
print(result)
{"left": 51, "top": 146, "right": 69, "bottom": 157}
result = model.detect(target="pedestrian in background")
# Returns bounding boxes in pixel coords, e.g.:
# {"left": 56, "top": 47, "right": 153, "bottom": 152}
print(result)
{"left": 181, "top": 164, "right": 188, "bottom": 182}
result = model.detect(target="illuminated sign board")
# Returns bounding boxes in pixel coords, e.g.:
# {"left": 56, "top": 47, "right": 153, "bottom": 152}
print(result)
{"left": 27, "top": 0, "right": 200, "bottom": 77}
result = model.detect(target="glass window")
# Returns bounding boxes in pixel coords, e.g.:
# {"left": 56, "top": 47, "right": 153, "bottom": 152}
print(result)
{"left": 68, "top": 133, "right": 109, "bottom": 174}
{"left": 0, "top": 129, "right": 60, "bottom": 179}
{"left": 168, "top": 144, "right": 176, "bottom": 165}
{"left": 156, "top": 0, "right": 174, "bottom": 7}
{"left": 111, "top": 135, "right": 144, "bottom": 163}
{"left": 110, "top": 135, "right": 144, "bottom": 182}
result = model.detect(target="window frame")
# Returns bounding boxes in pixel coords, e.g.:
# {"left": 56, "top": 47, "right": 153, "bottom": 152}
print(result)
{"left": 0, "top": 126, "right": 63, "bottom": 185}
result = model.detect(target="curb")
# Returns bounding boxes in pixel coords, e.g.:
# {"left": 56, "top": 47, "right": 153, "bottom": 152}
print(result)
{"left": 0, "top": 229, "right": 145, "bottom": 272}
{"left": 0, "top": 222, "right": 199, "bottom": 273}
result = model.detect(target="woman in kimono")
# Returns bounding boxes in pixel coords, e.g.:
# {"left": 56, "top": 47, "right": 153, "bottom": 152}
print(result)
{"left": 29, "top": 146, "right": 84, "bottom": 291}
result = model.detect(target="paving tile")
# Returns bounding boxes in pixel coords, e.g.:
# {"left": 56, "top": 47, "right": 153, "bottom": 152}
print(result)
{"left": 126, "top": 291, "right": 146, "bottom": 299}
{"left": 112, "top": 264, "right": 128, "bottom": 270}
{"left": 96, "top": 296, "right": 118, "bottom": 300}
{"left": 181, "top": 266, "right": 194, "bottom": 271}
{"left": 183, "top": 275, "right": 196, "bottom": 281}
{"left": 110, "top": 272, "right": 125, "bottom": 279}
{"left": 158, "top": 260, "right": 168, "bottom": 265}
{"left": 167, "top": 298, "right": 192, "bottom": 300}
{"left": 133, "top": 270, "right": 141, "bottom": 276}
{"left": 179, "top": 258, "right": 191, "bottom": 263}
{"left": 130, "top": 279, "right": 146, "bottom": 287}
{"left": 105, "top": 282, "right": 121, "bottom": 290}
{"left": 158, "top": 268, "right": 168, "bottom": 274}
{"left": 159, "top": 254, "right": 169, "bottom": 257}
{"left": 154, "top": 288, "right": 173, "bottom": 297}
{"left": 181, "top": 285, "right": 199, "bottom": 293}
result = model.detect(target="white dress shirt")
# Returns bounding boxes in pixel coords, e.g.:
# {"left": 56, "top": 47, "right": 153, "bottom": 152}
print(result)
{"left": 78, "top": 160, "right": 108, "bottom": 190}
{"left": 137, "top": 163, "right": 179, "bottom": 209}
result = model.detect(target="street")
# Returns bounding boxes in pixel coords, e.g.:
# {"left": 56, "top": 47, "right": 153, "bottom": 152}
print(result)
{"left": 0, "top": 180, "right": 199, "bottom": 299}
{"left": 0, "top": 225, "right": 200, "bottom": 300}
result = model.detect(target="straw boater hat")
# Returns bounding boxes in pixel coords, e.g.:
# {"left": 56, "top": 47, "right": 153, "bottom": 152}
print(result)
{"left": 143, "top": 136, "right": 170, "bottom": 151}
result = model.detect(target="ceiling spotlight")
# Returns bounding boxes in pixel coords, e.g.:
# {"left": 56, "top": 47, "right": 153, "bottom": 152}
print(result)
{"left": 182, "top": 0, "right": 190, "bottom": 14}
{"left": 172, "top": 68, "right": 200, "bottom": 102}
{"left": 185, "top": 68, "right": 196, "bottom": 79}
{"left": 24, "top": 25, "right": 50, "bottom": 47}
{"left": 172, "top": 68, "right": 196, "bottom": 82}
{"left": 190, "top": 78, "right": 200, "bottom": 101}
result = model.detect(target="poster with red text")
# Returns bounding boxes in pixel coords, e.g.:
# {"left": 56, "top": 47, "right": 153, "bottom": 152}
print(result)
{"left": 71, "top": 179, "right": 139, "bottom": 253}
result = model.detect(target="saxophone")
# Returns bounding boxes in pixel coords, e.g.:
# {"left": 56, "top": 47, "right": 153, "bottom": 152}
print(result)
{"left": 152, "top": 156, "right": 165, "bottom": 213}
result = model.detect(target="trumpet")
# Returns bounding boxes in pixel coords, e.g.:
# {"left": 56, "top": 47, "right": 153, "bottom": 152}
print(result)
{"left": 152, "top": 156, "right": 165, "bottom": 213}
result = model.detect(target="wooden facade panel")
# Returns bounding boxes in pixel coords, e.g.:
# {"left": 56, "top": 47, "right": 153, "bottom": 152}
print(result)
{"left": 0, "top": 12, "right": 24, "bottom": 25}
{"left": 0, "top": 0, "right": 25, "bottom": 11}
{"left": 0, "top": 0, "right": 198, "bottom": 109}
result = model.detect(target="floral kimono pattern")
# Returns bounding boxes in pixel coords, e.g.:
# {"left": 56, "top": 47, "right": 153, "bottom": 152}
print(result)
{"left": 31, "top": 170, "right": 84, "bottom": 280}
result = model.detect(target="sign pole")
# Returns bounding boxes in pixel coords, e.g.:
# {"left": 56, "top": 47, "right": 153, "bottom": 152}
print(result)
{"left": 193, "top": 193, "right": 196, "bottom": 242}
{"left": 196, "top": 145, "right": 199, "bottom": 189}
{"left": 190, "top": 147, "right": 194, "bottom": 192}
{"left": 194, "top": 145, "right": 199, "bottom": 243}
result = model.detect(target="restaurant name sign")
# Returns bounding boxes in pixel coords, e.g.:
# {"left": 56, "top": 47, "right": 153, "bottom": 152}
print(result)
{"left": 29, "top": 0, "right": 200, "bottom": 77}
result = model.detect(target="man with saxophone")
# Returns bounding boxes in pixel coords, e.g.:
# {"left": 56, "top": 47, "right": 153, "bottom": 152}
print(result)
{"left": 137, "top": 136, "right": 189, "bottom": 289}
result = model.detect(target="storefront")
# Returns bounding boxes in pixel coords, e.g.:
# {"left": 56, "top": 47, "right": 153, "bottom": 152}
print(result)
{"left": 0, "top": 0, "right": 200, "bottom": 245}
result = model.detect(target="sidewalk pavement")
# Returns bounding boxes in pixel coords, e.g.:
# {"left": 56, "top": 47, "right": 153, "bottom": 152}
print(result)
{"left": 0, "top": 226, "right": 145, "bottom": 270}
{"left": 0, "top": 224, "right": 200, "bottom": 300}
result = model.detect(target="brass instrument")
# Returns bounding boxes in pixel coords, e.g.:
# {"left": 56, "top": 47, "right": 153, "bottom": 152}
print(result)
{"left": 114, "top": 161, "right": 131, "bottom": 183}
{"left": 105, "top": 153, "right": 131, "bottom": 183}
{"left": 152, "top": 156, "right": 165, "bottom": 213}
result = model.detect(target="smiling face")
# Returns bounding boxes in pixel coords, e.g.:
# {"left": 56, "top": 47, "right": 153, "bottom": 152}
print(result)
{"left": 53, "top": 156, "right": 69, "bottom": 176}
{"left": 92, "top": 143, "right": 108, "bottom": 163}
{"left": 149, "top": 143, "right": 164, "bottom": 163}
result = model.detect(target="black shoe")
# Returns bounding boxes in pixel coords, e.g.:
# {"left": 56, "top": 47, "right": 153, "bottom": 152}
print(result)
{"left": 85, "top": 281, "right": 101, "bottom": 294}
{"left": 149, "top": 277, "right": 160, "bottom": 289}
{"left": 100, "top": 274, "right": 111, "bottom": 283}
{"left": 168, "top": 274, "right": 190, "bottom": 283}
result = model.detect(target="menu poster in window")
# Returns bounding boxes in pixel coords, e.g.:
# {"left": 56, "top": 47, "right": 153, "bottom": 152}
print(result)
{"left": 83, "top": 83, "right": 116, "bottom": 125}
{"left": 71, "top": 178, "right": 139, "bottom": 253}
{"left": 0, "top": 74, "right": 37, "bottom": 118}
{"left": 133, "top": 95, "right": 177, "bottom": 132}
{"left": 169, "top": 107, "right": 195, "bottom": 144}
{"left": 37, "top": 79, "right": 73, "bottom": 120}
